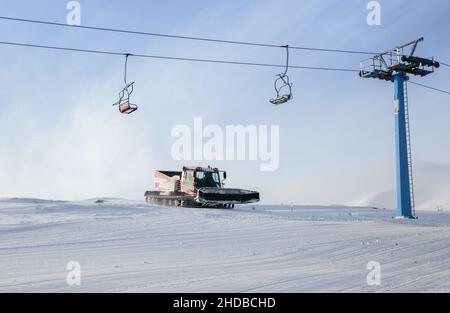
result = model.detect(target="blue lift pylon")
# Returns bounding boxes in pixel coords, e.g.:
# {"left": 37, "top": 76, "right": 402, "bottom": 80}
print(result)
{"left": 359, "top": 37, "right": 440, "bottom": 219}
{"left": 393, "top": 73, "right": 413, "bottom": 218}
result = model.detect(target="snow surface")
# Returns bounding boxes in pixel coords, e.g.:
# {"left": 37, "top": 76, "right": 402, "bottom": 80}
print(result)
{"left": 1, "top": 198, "right": 450, "bottom": 293}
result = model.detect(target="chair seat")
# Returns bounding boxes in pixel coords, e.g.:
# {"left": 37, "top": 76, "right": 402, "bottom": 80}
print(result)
{"left": 119, "top": 101, "right": 138, "bottom": 114}
{"left": 270, "top": 95, "right": 290, "bottom": 105}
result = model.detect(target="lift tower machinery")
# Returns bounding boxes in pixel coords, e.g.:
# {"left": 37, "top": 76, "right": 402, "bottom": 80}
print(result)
{"left": 359, "top": 37, "right": 440, "bottom": 219}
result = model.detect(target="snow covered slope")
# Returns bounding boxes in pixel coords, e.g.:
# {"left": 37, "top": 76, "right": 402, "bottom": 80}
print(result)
{"left": 1, "top": 198, "right": 450, "bottom": 293}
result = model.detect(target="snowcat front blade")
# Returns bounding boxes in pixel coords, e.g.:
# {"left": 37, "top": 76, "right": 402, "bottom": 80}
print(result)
{"left": 197, "top": 187, "right": 260, "bottom": 205}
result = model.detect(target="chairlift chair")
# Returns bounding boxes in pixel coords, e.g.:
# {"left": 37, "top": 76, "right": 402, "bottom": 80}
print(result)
{"left": 270, "top": 45, "right": 293, "bottom": 105}
{"left": 270, "top": 74, "right": 292, "bottom": 105}
{"left": 114, "top": 82, "right": 138, "bottom": 114}
{"left": 113, "top": 54, "right": 138, "bottom": 114}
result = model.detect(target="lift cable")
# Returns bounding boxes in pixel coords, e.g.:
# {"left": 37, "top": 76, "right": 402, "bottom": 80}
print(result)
{"left": 0, "top": 15, "right": 379, "bottom": 55}
{"left": 0, "top": 40, "right": 359, "bottom": 72}
{"left": 409, "top": 81, "right": 450, "bottom": 95}
{"left": 2, "top": 16, "right": 449, "bottom": 66}
{"left": 1, "top": 40, "right": 448, "bottom": 96}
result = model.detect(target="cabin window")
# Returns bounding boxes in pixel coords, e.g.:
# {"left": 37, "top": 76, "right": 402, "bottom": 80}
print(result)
{"left": 195, "top": 171, "right": 221, "bottom": 188}
{"left": 184, "top": 170, "right": 195, "bottom": 187}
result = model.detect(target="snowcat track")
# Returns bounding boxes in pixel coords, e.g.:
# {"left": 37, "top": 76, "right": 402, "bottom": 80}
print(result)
{"left": 144, "top": 191, "right": 235, "bottom": 209}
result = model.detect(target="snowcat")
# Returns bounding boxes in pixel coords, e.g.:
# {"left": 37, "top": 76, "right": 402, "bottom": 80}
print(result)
{"left": 144, "top": 166, "right": 259, "bottom": 208}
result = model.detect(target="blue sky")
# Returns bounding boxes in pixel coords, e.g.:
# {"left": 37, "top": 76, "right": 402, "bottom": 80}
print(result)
{"left": 0, "top": 0, "right": 449, "bottom": 208}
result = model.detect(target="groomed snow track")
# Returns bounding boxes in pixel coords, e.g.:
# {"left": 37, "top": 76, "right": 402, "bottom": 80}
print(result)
{"left": 1, "top": 198, "right": 450, "bottom": 292}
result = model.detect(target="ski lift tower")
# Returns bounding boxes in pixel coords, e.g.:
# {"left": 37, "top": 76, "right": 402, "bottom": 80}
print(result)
{"left": 359, "top": 37, "right": 440, "bottom": 219}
